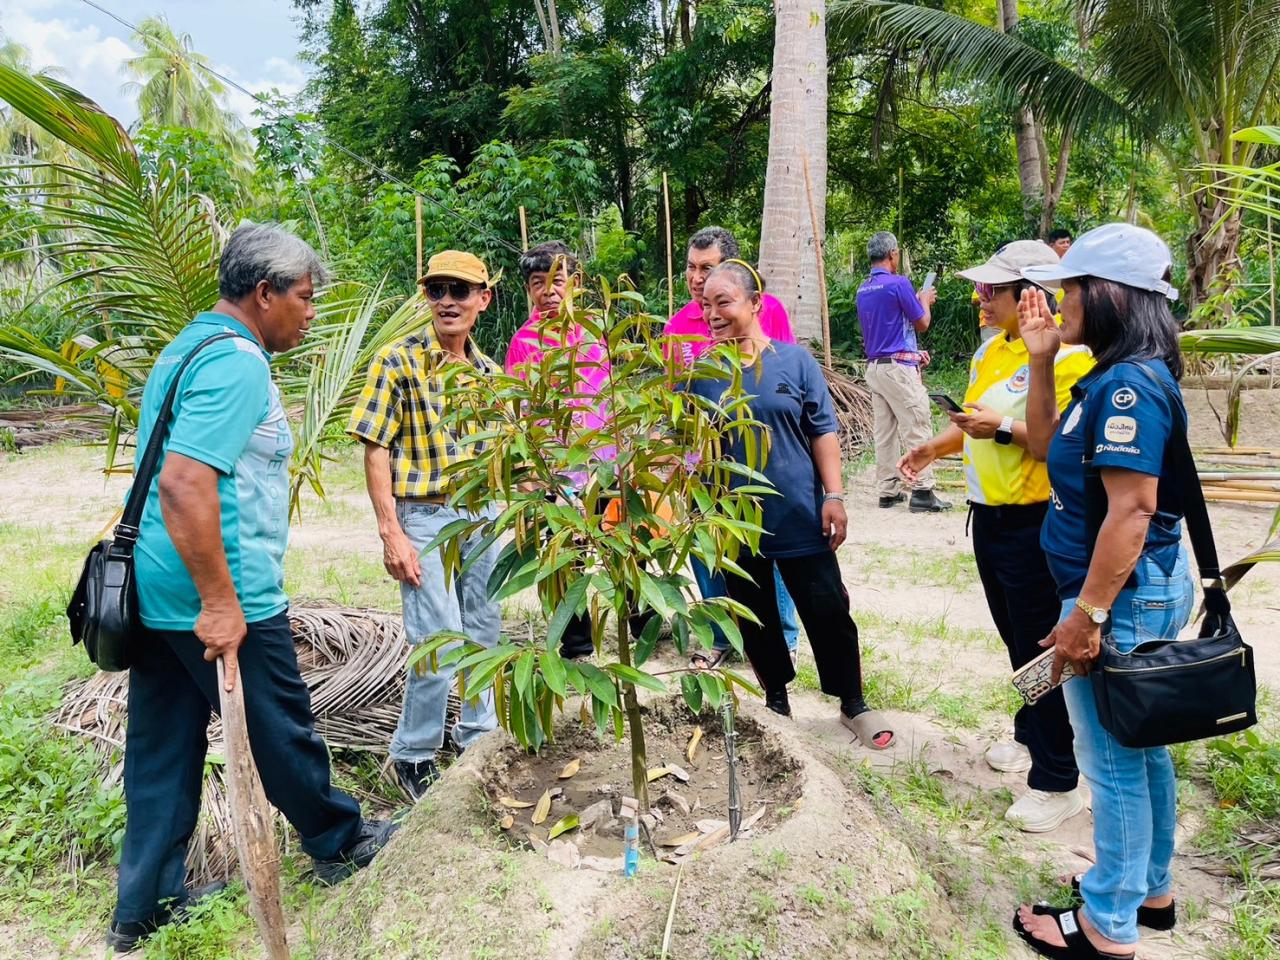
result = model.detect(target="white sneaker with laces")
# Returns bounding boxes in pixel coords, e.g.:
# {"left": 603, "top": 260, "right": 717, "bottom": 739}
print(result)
{"left": 1004, "top": 788, "right": 1086, "bottom": 833}
{"left": 985, "top": 741, "right": 1032, "bottom": 773}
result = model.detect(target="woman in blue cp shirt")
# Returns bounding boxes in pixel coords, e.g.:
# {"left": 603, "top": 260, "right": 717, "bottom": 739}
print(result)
{"left": 1012, "top": 223, "right": 1194, "bottom": 960}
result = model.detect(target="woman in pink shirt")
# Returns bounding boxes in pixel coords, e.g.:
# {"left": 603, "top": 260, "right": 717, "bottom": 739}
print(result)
{"left": 504, "top": 241, "right": 613, "bottom": 659}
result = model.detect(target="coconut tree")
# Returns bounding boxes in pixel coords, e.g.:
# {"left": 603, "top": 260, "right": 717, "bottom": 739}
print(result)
{"left": 122, "top": 15, "right": 250, "bottom": 168}
{"left": 831, "top": 0, "right": 1280, "bottom": 304}
{"left": 759, "top": 0, "right": 827, "bottom": 343}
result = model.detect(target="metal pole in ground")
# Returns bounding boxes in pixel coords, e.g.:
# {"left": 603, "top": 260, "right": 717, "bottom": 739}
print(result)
{"left": 722, "top": 699, "right": 741, "bottom": 841}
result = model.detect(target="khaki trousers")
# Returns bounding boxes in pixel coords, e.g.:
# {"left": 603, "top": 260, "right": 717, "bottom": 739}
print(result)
{"left": 865, "top": 361, "right": 935, "bottom": 496}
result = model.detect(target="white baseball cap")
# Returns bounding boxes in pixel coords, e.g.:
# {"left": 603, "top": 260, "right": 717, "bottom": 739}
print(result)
{"left": 956, "top": 240, "right": 1061, "bottom": 286}
{"left": 1023, "top": 223, "right": 1179, "bottom": 301}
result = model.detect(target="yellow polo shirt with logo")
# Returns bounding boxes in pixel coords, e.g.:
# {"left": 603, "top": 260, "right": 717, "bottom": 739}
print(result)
{"left": 963, "top": 332, "right": 1093, "bottom": 506}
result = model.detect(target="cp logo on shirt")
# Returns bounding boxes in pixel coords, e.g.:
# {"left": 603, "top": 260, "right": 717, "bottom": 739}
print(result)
{"left": 1111, "top": 387, "right": 1138, "bottom": 410}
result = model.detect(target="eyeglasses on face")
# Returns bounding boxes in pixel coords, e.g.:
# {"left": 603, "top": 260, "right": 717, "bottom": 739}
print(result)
{"left": 424, "top": 280, "right": 480, "bottom": 302}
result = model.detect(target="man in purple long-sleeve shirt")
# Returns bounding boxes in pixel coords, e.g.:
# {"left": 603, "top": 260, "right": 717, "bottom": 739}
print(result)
{"left": 855, "top": 230, "right": 951, "bottom": 512}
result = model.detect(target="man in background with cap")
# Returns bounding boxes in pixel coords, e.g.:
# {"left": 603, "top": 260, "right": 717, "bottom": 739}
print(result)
{"left": 856, "top": 230, "right": 950, "bottom": 512}
{"left": 349, "top": 250, "right": 502, "bottom": 801}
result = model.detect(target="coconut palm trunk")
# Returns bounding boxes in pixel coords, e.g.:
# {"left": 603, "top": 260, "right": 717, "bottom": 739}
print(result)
{"left": 759, "top": 0, "right": 827, "bottom": 343}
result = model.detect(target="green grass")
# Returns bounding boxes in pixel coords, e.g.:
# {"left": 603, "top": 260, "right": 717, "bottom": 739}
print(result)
{"left": 856, "top": 544, "right": 980, "bottom": 590}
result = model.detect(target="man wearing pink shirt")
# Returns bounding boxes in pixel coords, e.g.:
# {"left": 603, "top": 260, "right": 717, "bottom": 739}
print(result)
{"left": 665, "top": 226, "right": 800, "bottom": 667}
{"left": 665, "top": 226, "right": 796, "bottom": 365}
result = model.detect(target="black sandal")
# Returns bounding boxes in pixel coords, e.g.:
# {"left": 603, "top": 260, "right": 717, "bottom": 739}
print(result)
{"left": 1068, "top": 875, "right": 1176, "bottom": 931}
{"left": 1012, "top": 905, "right": 1135, "bottom": 960}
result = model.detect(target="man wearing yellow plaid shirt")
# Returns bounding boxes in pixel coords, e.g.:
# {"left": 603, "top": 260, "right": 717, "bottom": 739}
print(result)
{"left": 348, "top": 250, "right": 501, "bottom": 801}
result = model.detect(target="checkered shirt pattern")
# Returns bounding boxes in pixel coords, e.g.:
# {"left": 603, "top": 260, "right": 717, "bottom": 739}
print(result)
{"left": 347, "top": 323, "right": 498, "bottom": 498}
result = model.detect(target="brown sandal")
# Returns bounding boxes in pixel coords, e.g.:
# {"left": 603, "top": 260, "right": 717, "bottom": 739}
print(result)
{"left": 690, "top": 648, "right": 731, "bottom": 671}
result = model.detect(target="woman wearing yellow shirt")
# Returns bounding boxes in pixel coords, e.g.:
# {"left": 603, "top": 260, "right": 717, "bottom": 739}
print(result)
{"left": 900, "top": 241, "right": 1094, "bottom": 833}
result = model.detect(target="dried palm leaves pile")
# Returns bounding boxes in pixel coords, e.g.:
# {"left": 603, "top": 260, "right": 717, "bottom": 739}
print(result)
{"left": 54, "top": 602, "right": 459, "bottom": 884}
{"left": 822, "top": 365, "right": 874, "bottom": 456}
{"left": 0, "top": 404, "right": 104, "bottom": 450}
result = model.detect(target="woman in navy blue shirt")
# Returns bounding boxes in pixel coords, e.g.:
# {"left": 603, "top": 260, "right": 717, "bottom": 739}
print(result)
{"left": 1012, "top": 224, "right": 1193, "bottom": 960}
{"left": 686, "top": 261, "right": 894, "bottom": 749}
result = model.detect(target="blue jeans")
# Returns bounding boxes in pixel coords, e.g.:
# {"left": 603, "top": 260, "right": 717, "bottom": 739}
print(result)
{"left": 691, "top": 556, "right": 799, "bottom": 652}
{"left": 392, "top": 501, "right": 501, "bottom": 762}
{"left": 1060, "top": 549, "right": 1194, "bottom": 944}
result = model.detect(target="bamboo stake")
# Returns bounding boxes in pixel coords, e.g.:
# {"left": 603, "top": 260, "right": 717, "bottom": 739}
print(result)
{"left": 1203, "top": 482, "right": 1280, "bottom": 494}
{"left": 802, "top": 155, "right": 832, "bottom": 366}
{"left": 1202, "top": 489, "right": 1280, "bottom": 504}
{"left": 662, "top": 173, "right": 675, "bottom": 319}
{"left": 216, "top": 660, "right": 289, "bottom": 960}
{"left": 415, "top": 195, "right": 423, "bottom": 281}
{"left": 659, "top": 864, "right": 684, "bottom": 960}
{"left": 1195, "top": 447, "right": 1280, "bottom": 456}
{"left": 519, "top": 205, "right": 532, "bottom": 313}
{"left": 1198, "top": 471, "right": 1280, "bottom": 482}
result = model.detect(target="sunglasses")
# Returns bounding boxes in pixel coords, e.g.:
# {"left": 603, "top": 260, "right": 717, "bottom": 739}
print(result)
{"left": 424, "top": 280, "right": 480, "bottom": 302}
{"left": 975, "top": 280, "right": 1056, "bottom": 301}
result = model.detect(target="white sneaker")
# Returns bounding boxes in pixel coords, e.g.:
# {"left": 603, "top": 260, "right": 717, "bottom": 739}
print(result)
{"left": 985, "top": 741, "right": 1032, "bottom": 774}
{"left": 1004, "top": 788, "right": 1086, "bottom": 833}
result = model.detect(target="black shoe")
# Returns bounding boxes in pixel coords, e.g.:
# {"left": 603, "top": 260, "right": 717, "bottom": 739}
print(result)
{"left": 313, "top": 818, "right": 400, "bottom": 887}
{"left": 878, "top": 492, "right": 907, "bottom": 508}
{"left": 764, "top": 687, "right": 791, "bottom": 717}
{"left": 394, "top": 757, "right": 440, "bottom": 801}
{"left": 106, "top": 881, "right": 229, "bottom": 953}
{"left": 909, "top": 490, "right": 953, "bottom": 513}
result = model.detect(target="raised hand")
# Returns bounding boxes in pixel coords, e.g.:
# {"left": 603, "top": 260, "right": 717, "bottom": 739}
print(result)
{"left": 1017, "top": 287, "right": 1060, "bottom": 359}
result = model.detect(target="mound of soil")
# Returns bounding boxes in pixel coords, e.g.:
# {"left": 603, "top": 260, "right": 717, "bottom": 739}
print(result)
{"left": 307, "top": 697, "right": 965, "bottom": 960}
{"left": 482, "top": 700, "right": 802, "bottom": 867}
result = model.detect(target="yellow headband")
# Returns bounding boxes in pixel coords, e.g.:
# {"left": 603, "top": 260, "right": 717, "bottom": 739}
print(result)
{"left": 721, "top": 257, "right": 757, "bottom": 295}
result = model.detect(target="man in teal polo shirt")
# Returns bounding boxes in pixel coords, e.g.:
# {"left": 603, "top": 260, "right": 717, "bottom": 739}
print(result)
{"left": 108, "top": 224, "right": 396, "bottom": 953}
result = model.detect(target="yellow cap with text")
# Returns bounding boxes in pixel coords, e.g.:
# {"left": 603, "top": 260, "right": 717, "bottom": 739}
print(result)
{"left": 420, "top": 250, "right": 492, "bottom": 287}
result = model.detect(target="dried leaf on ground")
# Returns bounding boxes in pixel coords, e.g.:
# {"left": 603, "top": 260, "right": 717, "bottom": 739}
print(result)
{"left": 558, "top": 758, "right": 581, "bottom": 780}
{"left": 498, "top": 796, "right": 534, "bottom": 809}
{"left": 660, "top": 831, "right": 700, "bottom": 848}
{"left": 532, "top": 789, "right": 553, "bottom": 825}
{"left": 647, "top": 766, "right": 672, "bottom": 782}
{"left": 499, "top": 814, "right": 514, "bottom": 830}
{"left": 686, "top": 727, "right": 702, "bottom": 763}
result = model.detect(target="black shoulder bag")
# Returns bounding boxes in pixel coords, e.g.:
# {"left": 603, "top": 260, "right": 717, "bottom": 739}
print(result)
{"left": 1083, "top": 363, "right": 1257, "bottom": 748}
{"left": 67, "top": 332, "right": 241, "bottom": 671}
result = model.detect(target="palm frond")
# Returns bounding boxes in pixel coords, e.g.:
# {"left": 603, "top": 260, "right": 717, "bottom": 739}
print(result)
{"left": 1182, "top": 327, "right": 1280, "bottom": 355}
{"left": 278, "top": 284, "right": 429, "bottom": 514}
{"left": 54, "top": 603, "right": 461, "bottom": 886}
{"left": 828, "top": 0, "right": 1141, "bottom": 138}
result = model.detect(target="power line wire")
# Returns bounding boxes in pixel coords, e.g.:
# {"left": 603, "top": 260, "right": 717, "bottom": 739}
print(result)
{"left": 75, "top": 0, "right": 523, "bottom": 255}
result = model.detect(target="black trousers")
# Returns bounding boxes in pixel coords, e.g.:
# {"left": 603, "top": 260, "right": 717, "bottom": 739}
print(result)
{"left": 971, "top": 502, "right": 1079, "bottom": 793}
{"left": 723, "top": 550, "right": 864, "bottom": 702}
{"left": 115, "top": 611, "right": 363, "bottom": 923}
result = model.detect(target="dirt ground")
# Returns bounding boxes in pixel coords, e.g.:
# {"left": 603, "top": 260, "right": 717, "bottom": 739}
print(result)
{"left": 1, "top": 386, "right": 1278, "bottom": 958}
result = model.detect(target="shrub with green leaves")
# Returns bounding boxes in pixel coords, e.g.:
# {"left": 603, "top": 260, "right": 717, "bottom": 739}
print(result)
{"left": 410, "top": 277, "right": 771, "bottom": 807}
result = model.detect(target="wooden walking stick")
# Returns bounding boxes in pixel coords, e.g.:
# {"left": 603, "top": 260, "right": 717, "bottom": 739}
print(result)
{"left": 802, "top": 155, "right": 833, "bottom": 367}
{"left": 662, "top": 172, "right": 675, "bottom": 319}
{"left": 217, "top": 659, "right": 289, "bottom": 960}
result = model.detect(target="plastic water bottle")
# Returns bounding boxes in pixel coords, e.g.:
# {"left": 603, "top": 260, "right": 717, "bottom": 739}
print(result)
{"left": 623, "top": 817, "right": 639, "bottom": 877}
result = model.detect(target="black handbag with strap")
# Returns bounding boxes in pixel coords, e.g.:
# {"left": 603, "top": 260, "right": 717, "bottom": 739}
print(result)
{"left": 67, "top": 332, "right": 242, "bottom": 671}
{"left": 1082, "top": 362, "right": 1257, "bottom": 748}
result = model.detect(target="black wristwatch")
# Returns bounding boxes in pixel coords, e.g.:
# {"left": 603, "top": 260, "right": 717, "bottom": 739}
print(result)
{"left": 994, "top": 416, "right": 1015, "bottom": 446}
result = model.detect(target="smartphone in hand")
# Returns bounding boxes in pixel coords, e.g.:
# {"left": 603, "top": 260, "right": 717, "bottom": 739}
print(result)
{"left": 929, "top": 393, "right": 964, "bottom": 414}
{"left": 921, "top": 270, "right": 937, "bottom": 292}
